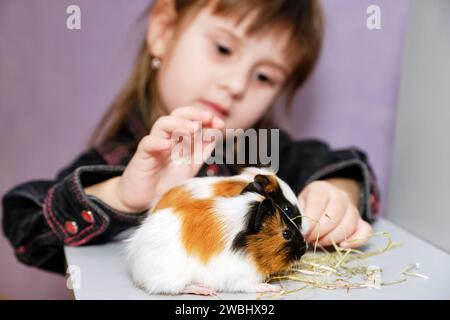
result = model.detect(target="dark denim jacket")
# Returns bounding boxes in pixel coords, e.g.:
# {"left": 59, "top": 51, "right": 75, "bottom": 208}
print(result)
{"left": 1, "top": 110, "right": 380, "bottom": 275}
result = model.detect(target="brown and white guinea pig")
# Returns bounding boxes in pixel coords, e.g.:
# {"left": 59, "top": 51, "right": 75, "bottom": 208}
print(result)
{"left": 126, "top": 167, "right": 309, "bottom": 295}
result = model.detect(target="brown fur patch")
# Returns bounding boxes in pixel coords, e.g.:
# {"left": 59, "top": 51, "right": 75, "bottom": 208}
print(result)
{"left": 263, "top": 175, "right": 279, "bottom": 193}
{"left": 151, "top": 185, "right": 226, "bottom": 264}
{"left": 152, "top": 185, "right": 190, "bottom": 212}
{"left": 212, "top": 180, "right": 248, "bottom": 197}
{"left": 245, "top": 211, "right": 290, "bottom": 277}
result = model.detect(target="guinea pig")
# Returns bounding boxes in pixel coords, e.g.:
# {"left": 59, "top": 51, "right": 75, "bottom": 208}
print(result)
{"left": 126, "top": 167, "right": 309, "bottom": 296}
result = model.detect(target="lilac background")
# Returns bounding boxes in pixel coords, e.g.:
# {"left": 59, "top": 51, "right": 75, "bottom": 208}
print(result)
{"left": 0, "top": 0, "right": 409, "bottom": 299}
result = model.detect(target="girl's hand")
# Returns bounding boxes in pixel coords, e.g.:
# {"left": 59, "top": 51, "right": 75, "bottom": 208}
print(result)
{"left": 298, "top": 178, "right": 372, "bottom": 249}
{"left": 117, "top": 106, "right": 225, "bottom": 213}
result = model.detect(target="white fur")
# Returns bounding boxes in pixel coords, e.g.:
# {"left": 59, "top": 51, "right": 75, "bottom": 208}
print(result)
{"left": 182, "top": 176, "right": 217, "bottom": 199}
{"left": 126, "top": 192, "right": 265, "bottom": 294}
{"left": 126, "top": 168, "right": 305, "bottom": 295}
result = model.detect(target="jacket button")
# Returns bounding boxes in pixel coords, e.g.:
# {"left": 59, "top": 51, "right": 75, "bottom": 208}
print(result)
{"left": 206, "top": 164, "right": 219, "bottom": 176}
{"left": 17, "top": 245, "right": 26, "bottom": 254}
{"left": 65, "top": 221, "right": 78, "bottom": 235}
{"left": 81, "top": 210, "right": 94, "bottom": 223}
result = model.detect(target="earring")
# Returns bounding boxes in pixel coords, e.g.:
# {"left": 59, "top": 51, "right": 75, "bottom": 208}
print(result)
{"left": 151, "top": 57, "right": 161, "bottom": 70}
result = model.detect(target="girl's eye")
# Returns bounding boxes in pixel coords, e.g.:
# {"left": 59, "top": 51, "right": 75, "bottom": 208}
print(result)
{"left": 213, "top": 42, "right": 277, "bottom": 86}
{"left": 282, "top": 229, "right": 292, "bottom": 241}
{"left": 256, "top": 73, "right": 274, "bottom": 86}
{"left": 215, "top": 43, "right": 231, "bottom": 56}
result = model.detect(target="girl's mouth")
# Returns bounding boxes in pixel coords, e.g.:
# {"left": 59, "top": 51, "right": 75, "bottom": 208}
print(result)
{"left": 199, "top": 99, "right": 229, "bottom": 119}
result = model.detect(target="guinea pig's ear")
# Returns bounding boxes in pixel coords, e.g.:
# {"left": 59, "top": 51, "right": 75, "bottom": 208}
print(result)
{"left": 253, "top": 198, "right": 275, "bottom": 231}
{"left": 240, "top": 175, "right": 270, "bottom": 196}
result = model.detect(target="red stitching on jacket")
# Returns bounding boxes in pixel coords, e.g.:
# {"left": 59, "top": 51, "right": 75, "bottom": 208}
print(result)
{"left": 371, "top": 191, "right": 381, "bottom": 215}
{"left": 369, "top": 172, "right": 381, "bottom": 216}
{"left": 126, "top": 113, "right": 147, "bottom": 141}
{"left": 65, "top": 222, "right": 102, "bottom": 244}
{"left": 96, "top": 144, "right": 129, "bottom": 165}
{"left": 64, "top": 174, "right": 107, "bottom": 245}
{"left": 17, "top": 231, "right": 55, "bottom": 254}
{"left": 42, "top": 187, "right": 68, "bottom": 240}
{"left": 67, "top": 223, "right": 107, "bottom": 246}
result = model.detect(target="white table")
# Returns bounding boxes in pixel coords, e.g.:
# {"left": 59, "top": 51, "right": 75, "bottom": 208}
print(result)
{"left": 64, "top": 218, "right": 450, "bottom": 300}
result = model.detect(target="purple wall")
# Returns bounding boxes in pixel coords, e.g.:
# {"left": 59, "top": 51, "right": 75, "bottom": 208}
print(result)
{"left": 0, "top": 0, "right": 408, "bottom": 299}
{"left": 0, "top": 0, "right": 151, "bottom": 300}
{"left": 275, "top": 0, "right": 409, "bottom": 217}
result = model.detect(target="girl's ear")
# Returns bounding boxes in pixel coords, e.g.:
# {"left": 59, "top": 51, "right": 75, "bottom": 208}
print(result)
{"left": 146, "top": 0, "right": 177, "bottom": 58}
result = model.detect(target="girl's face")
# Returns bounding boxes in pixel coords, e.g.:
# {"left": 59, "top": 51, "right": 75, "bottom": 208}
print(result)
{"left": 148, "top": 2, "right": 295, "bottom": 130}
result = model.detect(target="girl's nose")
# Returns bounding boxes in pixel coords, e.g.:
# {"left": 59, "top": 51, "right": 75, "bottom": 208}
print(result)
{"left": 218, "top": 67, "right": 249, "bottom": 100}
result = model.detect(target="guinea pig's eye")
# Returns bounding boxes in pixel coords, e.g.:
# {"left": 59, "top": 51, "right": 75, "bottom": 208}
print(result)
{"left": 282, "top": 229, "right": 292, "bottom": 241}
{"left": 284, "top": 206, "right": 292, "bottom": 216}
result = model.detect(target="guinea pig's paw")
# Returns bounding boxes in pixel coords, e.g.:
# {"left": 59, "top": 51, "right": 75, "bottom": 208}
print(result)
{"left": 251, "top": 283, "right": 282, "bottom": 293}
{"left": 181, "top": 283, "right": 217, "bottom": 296}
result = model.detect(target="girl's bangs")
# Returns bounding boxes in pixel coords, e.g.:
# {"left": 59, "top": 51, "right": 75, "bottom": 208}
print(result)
{"left": 207, "top": 0, "right": 310, "bottom": 70}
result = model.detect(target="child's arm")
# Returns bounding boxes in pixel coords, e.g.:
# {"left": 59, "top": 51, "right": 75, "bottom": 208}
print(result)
{"left": 322, "top": 177, "right": 360, "bottom": 207}
{"left": 84, "top": 176, "right": 138, "bottom": 213}
{"left": 2, "top": 106, "right": 224, "bottom": 274}
{"left": 1, "top": 147, "right": 146, "bottom": 274}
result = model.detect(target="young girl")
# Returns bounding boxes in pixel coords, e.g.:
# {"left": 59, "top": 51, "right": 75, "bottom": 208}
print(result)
{"left": 2, "top": 0, "right": 380, "bottom": 275}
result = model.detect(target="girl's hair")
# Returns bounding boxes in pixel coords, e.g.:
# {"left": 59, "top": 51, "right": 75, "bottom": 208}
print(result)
{"left": 88, "top": 0, "right": 324, "bottom": 150}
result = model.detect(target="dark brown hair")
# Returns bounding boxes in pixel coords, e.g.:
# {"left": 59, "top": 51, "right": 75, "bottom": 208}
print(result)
{"left": 88, "top": 0, "right": 324, "bottom": 151}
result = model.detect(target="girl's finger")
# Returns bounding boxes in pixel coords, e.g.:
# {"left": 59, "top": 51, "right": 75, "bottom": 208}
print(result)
{"left": 301, "top": 191, "right": 328, "bottom": 239}
{"left": 172, "top": 106, "right": 212, "bottom": 121}
{"left": 188, "top": 127, "right": 218, "bottom": 165}
{"left": 318, "top": 205, "right": 359, "bottom": 247}
{"left": 151, "top": 116, "right": 199, "bottom": 139}
{"left": 171, "top": 106, "right": 225, "bottom": 129}
{"left": 137, "top": 135, "right": 172, "bottom": 155}
{"left": 201, "top": 136, "right": 218, "bottom": 164}
{"left": 305, "top": 198, "right": 347, "bottom": 243}
{"left": 339, "top": 219, "right": 372, "bottom": 248}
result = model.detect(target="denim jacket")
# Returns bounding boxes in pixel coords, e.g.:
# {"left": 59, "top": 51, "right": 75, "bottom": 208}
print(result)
{"left": 1, "top": 107, "right": 381, "bottom": 275}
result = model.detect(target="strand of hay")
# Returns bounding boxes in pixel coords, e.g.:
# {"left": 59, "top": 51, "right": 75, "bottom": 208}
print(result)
{"left": 257, "top": 213, "right": 428, "bottom": 299}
